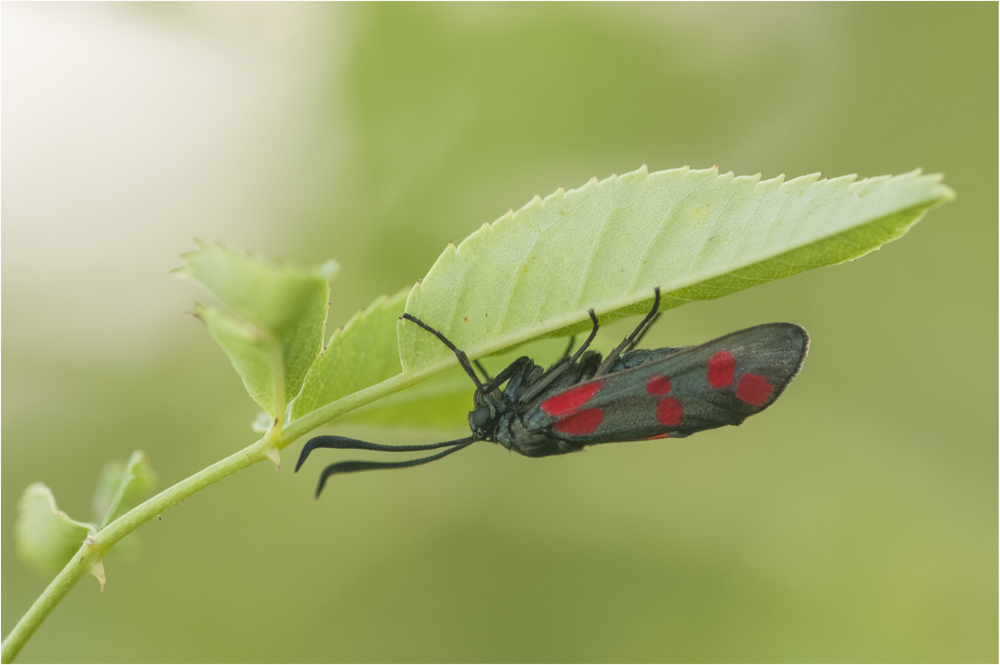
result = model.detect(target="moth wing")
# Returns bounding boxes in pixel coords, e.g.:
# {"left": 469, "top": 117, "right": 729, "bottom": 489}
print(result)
{"left": 521, "top": 323, "right": 808, "bottom": 445}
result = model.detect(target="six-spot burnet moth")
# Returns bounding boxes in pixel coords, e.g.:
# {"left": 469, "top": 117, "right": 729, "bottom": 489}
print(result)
{"left": 295, "top": 287, "right": 809, "bottom": 497}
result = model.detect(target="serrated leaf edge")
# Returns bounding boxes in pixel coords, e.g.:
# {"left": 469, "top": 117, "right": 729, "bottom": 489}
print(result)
{"left": 401, "top": 165, "right": 954, "bottom": 370}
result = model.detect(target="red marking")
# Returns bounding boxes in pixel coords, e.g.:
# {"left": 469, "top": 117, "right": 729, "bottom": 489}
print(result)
{"left": 737, "top": 374, "right": 773, "bottom": 406}
{"left": 552, "top": 408, "right": 604, "bottom": 436}
{"left": 646, "top": 433, "right": 672, "bottom": 440}
{"left": 707, "top": 351, "right": 736, "bottom": 388}
{"left": 656, "top": 397, "right": 684, "bottom": 427}
{"left": 540, "top": 381, "right": 602, "bottom": 416}
{"left": 646, "top": 374, "right": 672, "bottom": 396}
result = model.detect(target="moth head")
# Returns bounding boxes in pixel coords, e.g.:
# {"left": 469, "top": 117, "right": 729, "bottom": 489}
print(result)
{"left": 468, "top": 403, "right": 495, "bottom": 437}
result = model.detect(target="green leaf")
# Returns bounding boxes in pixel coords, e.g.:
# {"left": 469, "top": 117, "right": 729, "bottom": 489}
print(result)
{"left": 175, "top": 241, "right": 334, "bottom": 417}
{"left": 399, "top": 166, "right": 954, "bottom": 373}
{"left": 16, "top": 484, "right": 94, "bottom": 577}
{"left": 292, "top": 288, "right": 410, "bottom": 420}
{"left": 91, "top": 451, "right": 156, "bottom": 528}
{"left": 193, "top": 303, "right": 283, "bottom": 416}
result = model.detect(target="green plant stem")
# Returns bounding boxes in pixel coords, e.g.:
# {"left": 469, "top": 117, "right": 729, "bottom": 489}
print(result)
{"left": 1, "top": 435, "right": 271, "bottom": 663}
{"left": 1, "top": 365, "right": 453, "bottom": 663}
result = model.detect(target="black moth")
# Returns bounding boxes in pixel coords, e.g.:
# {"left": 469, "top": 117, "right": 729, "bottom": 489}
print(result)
{"left": 296, "top": 287, "right": 809, "bottom": 497}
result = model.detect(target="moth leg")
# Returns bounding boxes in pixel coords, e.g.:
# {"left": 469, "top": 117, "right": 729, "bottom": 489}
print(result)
{"left": 479, "top": 356, "right": 534, "bottom": 396}
{"left": 295, "top": 435, "right": 473, "bottom": 473}
{"left": 517, "top": 310, "right": 599, "bottom": 404}
{"left": 594, "top": 287, "right": 661, "bottom": 377}
{"left": 401, "top": 313, "right": 484, "bottom": 390}
{"left": 314, "top": 439, "right": 477, "bottom": 497}
{"left": 560, "top": 336, "right": 577, "bottom": 360}
{"left": 627, "top": 312, "right": 662, "bottom": 352}
{"left": 569, "top": 310, "right": 600, "bottom": 363}
{"left": 508, "top": 310, "right": 600, "bottom": 402}
{"left": 473, "top": 359, "right": 493, "bottom": 383}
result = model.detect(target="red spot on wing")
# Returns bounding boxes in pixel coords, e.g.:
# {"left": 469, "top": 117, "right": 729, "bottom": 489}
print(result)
{"left": 646, "top": 374, "right": 672, "bottom": 396}
{"left": 656, "top": 397, "right": 684, "bottom": 427}
{"left": 552, "top": 408, "right": 604, "bottom": 436}
{"left": 540, "top": 381, "right": 602, "bottom": 416}
{"left": 737, "top": 373, "right": 773, "bottom": 406}
{"left": 707, "top": 351, "right": 736, "bottom": 388}
{"left": 646, "top": 433, "right": 672, "bottom": 440}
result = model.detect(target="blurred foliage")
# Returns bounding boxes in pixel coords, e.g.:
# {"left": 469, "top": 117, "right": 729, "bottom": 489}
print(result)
{"left": 2, "top": 3, "right": 996, "bottom": 662}
{"left": 16, "top": 450, "right": 153, "bottom": 581}
{"left": 15, "top": 485, "right": 94, "bottom": 579}
{"left": 91, "top": 451, "right": 156, "bottom": 529}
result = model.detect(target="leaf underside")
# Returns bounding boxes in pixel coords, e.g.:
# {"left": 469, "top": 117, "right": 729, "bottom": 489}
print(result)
{"left": 398, "top": 165, "right": 954, "bottom": 375}
{"left": 189, "top": 166, "right": 952, "bottom": 432}
{"left": 333, "top": 336, "right": 575, "bottom": 430}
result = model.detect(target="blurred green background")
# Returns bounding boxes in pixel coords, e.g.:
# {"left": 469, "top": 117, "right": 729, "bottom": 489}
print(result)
{"left": 2, "top": 3, "right": 996, "bottom": 662}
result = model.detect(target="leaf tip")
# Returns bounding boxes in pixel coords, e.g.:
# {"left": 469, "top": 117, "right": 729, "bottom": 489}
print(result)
{"left": 317, "top": 259, "right": 340, "bottom": 282}
{"left": 189, "top": 303, "right": 207, "bottom": 319}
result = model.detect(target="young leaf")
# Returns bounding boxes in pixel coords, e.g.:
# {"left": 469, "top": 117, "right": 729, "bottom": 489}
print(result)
{"left": 291, "top": 288, "right": 410, "bottom": 420}
{"left": 92, "top": 462, "right": 125, "bottom": 525}
{"left": 175, "top": 242, "right": 334, "bottom": 417}
{"left": 193, "top": 303, "right": 284, "bottom": 416}
{"left": 16, "top": 484, "right": 94, "bottom": 578}
{"left": 91, "top": 451, "right": 156, "bottom": 528}
{"left": 399, "top": 166, "right": 954, "bottom": 373}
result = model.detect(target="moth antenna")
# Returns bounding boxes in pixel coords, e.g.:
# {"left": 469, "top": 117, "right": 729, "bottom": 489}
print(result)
{"left": 401, "top": 313, "right": 484, "bottom": 390}
{"left": 295, "top": 435, "right": 473, "bottom": 473}
{"left": 314, "top": 439, "right": 477, "bottom": 497}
